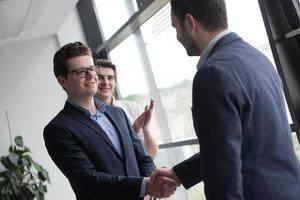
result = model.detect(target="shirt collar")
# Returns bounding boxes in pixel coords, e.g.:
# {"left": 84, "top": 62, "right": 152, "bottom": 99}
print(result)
{"left": 67, "top": 97, "right": 106, "bottom": 117}
{"left": 197, "top": 29, "right": 231, "bottom": 69}
{"left": 111, "top": 96, "right": 116, "bottom": 106}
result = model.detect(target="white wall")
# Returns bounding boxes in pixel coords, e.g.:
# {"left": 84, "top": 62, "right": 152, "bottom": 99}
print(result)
{"left": 57, "top": 7, "right": 87, "bottom": 46}
{"left": 0, "top": 6, "right": 87, "bottom": 200}
{"left": 0, "top": 36, "right": 75, "bottom": 199}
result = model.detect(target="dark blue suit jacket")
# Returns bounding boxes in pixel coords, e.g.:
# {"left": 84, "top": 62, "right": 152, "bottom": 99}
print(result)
{"left": 44, "top": 101, "right": 155, "bottom": 200}
{"left": 174, "top": 33, "right": 300, "bottom": 199}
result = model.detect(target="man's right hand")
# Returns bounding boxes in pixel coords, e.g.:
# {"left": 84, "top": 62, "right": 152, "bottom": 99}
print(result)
{"left": 150, "top": 167, "right": 181, "bottom": 184}
{"left": 146, "top": 174, "right": 180, "bottom": 198}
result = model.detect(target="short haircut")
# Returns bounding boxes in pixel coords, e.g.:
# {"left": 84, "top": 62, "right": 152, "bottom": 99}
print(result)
{"left": 170, "top": 0, "right": 228, "bottom": 31}
{"left": 94, "top": 58, "right": 117, "bottom": 80}
{"left": 53, "top": 42, "right": 92, "bottom": 77}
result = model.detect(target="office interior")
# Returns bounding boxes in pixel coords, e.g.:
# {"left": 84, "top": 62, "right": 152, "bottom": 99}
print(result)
{"left": 0, "top": 0, "right": 299, "bottom": 199}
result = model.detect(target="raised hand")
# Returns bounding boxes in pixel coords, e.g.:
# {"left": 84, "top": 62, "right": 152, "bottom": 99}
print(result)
{"left": 133, "top": 112, "right": 147, "bottom": 133}
{"left": 132, "top": 99, "right": 154, "bottom": 133}
{"left": 146, "top": 175, "right": 180, "bottom": 198}
{"left": 142, "top": 99, "right": 154, "bottom": 131}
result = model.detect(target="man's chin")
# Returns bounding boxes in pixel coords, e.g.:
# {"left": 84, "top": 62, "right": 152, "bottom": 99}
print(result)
{"left": 186, "top": 49, "right": 198, "bottom": 56}
{"left": 95, "top": 93, "right": 110, "bottom": 100}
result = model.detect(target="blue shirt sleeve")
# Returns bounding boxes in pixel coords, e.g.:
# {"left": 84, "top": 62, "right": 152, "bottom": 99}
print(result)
{"left": 140, "top": 177, "right": 149, "bottom": 197}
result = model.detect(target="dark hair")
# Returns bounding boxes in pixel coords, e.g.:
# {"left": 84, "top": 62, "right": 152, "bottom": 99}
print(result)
{"left": 53, "top": 42, "right": 92, "bottom": 77}
{"left": 170, "top": 0, "right": 228, "bottom": 31}
{"left": 94, "top": 58, "right": 117, "bottom": 80}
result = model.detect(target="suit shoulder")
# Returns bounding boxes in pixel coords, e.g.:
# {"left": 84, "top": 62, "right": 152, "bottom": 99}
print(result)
{"left": 46, "top": 110, "right": 67, "bottom": 124}
{"left": 43, "top": 110, "right": 71, "bottom": 134}
{"left": 106, "top": 104, "right": 122, "bottom": 111}
{"left": 105, "top": 104, "right": 126, "bottom": 115}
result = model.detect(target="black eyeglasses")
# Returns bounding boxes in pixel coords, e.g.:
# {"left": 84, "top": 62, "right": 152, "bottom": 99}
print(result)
{"left": 67, "top": 66, "right": 96, "bottom": 78}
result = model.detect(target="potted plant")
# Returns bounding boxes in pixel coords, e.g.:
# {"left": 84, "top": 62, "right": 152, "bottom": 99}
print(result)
{"left": 0, "top": 135, "right": 50, "bottom": 200}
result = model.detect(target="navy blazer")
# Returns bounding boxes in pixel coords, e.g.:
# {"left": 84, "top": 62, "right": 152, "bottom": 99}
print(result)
{"left": 174, "top": 33, "right": 300, "bottom": 199}
{"left": 44, "top": 101, "right": 155, "bottom": 200}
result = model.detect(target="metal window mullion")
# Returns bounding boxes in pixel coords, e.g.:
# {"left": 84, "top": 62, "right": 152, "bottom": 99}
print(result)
{"left": 95, "top": 0, "right": 169, "bottom": 55}
{"left": 133, "top": 29, "right": 172, "bottom": 142}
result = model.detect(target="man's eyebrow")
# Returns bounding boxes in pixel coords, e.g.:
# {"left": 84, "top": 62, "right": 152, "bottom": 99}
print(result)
{"left": 97, "top": 74, "right": 115, "bottom": 76}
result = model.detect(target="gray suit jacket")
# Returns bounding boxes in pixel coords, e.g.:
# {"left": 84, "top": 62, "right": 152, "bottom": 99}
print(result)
{"left": 44, "top": 101, "right": 155, "bottom": 200}
{"left": 174, "top": 32, "right": 300, "bottom": 200}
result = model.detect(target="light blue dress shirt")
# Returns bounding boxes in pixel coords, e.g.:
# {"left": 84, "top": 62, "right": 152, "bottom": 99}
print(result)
{"left": 68, "top": 98, "right": 123, "bottom": 156}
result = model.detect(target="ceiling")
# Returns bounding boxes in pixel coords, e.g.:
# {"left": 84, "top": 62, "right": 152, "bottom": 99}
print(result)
{"left": 0, "top": 0, "right": 78, "bottom": 46}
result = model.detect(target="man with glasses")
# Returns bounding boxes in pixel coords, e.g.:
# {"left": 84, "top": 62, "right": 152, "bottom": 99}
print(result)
{"left": 43, "top": 42, "right": 179, "bottom": 200}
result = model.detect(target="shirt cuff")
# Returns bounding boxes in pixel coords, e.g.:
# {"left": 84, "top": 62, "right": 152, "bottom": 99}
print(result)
{"left": 139, "top": 177, "right": 149, "bottom": 197}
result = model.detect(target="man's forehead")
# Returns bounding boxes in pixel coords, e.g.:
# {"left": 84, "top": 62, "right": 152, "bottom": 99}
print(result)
{"left": 97, "top": 67, "right": 115, "bottom": 75}
{"left": 67, "top": 55, "right": 93, "bottom": 68}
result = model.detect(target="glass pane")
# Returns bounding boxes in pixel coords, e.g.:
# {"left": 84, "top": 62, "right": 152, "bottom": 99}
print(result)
{"left": 109, "top": 34, "right": 162, "bottom": 141}
{"left": 110, "top": 35, "right": 148, "bottom": 97}
{"left": 93, "top": 0, "right": 138, "bottom": 39}
{"left": 155, "top": 144, "right": 204, "bottom": 200}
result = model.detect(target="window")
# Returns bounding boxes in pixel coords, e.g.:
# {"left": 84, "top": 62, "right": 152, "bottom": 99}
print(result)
{"left": 109, "top": 34, "right": 163, "bottom": 142}
{"left": 93, "top": 0, "right": 138, "bottom": 39}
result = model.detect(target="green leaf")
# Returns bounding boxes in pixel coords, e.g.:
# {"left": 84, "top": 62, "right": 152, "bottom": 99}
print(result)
{"left": 8, "top": 153, "right": 18, "bottom": 166}
{"left": 0, "top": 157, "right": 11, "bottom": 169}
{"left": 27, "top": 184, "right": 37, "bottom": 196}
{"left": 38, "top": 170, "right": 49, "bottom": 182}
{"left": 14, "top": 149, "right": 25, "bottom": 157}
{"left": 21, "top": 157, "right": 30, "bottom": 168}
{"left": 8, "top": 145, "right": 13, "bottom": 153}
{"left": 11, "top": 180, "right": 19, "bottom": 195}
{"left": 43, "top": 184, "right": 47, "bottom": 192}
{"left": 33, "top": 162, "right": 42, "bottom": 171}
{"left": 24, "top": 146, "right": 31, "bottom": 153}
{"left": 24, "top": 154, "right": 33, "bottom": 162}
{"left": 14, "top": 136, "right": 23, "bottom": 147}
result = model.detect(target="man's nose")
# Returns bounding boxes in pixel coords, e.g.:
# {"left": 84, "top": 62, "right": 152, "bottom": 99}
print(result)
{"left": 100, "top": 77, "right": 109, "bottom": 85}
{"left": 103, "top": 77, "right": 109, "bottom": 84}
{"left": 86, "top": 70, "right": 95, "bottom": 79}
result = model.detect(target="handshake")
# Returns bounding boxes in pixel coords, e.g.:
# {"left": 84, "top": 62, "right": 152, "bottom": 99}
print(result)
{"left": 146, "top": 167, "right": 181, "bottom": 199}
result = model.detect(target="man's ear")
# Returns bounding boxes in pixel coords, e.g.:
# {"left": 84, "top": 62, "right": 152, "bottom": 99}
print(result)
{"left": 57, "top": 76, "right": 67, "bottom": 90}
{"left": 184, "top": 13, "right": 196, "bottom": 30}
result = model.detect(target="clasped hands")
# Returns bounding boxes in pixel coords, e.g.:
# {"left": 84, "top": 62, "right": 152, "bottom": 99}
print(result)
{"left": 146, "top": 168, "right": 181, "bottom": 198}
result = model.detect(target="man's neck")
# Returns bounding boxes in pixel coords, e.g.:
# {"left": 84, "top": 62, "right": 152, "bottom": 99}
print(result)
{"left": 198, "top": 28, "right": 226, "bottom": 55}
{"left": 95, "top": 95, "right": 113, "bottom": 105}
{"left": 69, "top": 96, "right": 97, "bottom": 114}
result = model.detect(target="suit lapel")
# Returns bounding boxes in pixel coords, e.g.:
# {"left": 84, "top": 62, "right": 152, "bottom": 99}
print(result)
{"left": 64, "top": 102, "right": 124, "bottom": 160}
{"left": 105, "top": 107, "right": 129, "bottom": 160}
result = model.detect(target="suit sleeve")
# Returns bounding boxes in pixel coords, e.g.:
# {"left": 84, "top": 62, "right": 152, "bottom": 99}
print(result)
{"left": 44, "top": 123, "right": 144, "bottom": 199}
{"left": 193, "top": 66, "right": 244, "bottom": 200}
{"left": 173, "top": 153, "right": 202, "bottom": 189}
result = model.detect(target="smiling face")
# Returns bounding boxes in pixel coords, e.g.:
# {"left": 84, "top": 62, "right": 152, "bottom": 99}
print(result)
{"left": 95, "top": 66, "right": 116, "bottom": 104}
{"left": 57, "top": 55, "right": 98, "bottom": 101}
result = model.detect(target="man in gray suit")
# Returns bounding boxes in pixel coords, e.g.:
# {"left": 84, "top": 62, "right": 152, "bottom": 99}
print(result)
{"left": 151, "top": 0, "right": 300, "bottom": 199}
